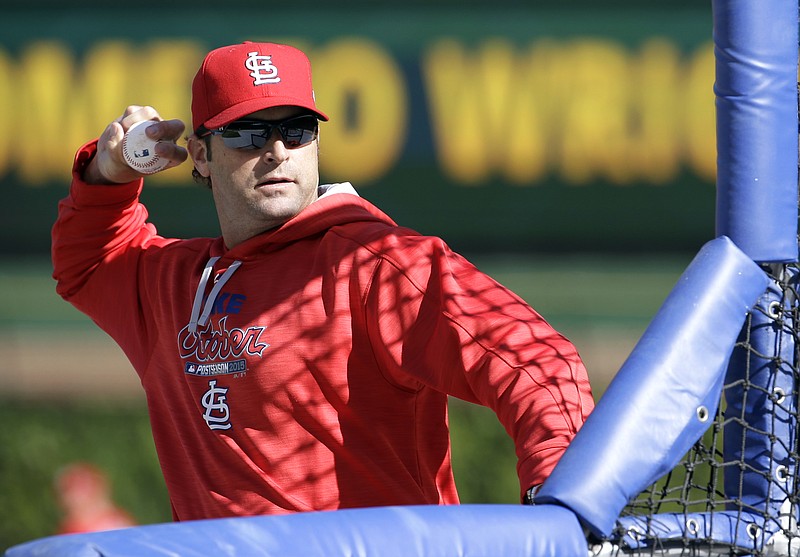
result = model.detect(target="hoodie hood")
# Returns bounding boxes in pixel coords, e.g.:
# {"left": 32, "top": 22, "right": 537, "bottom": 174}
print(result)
{"left": 188, "top": 183, "right": 396, "bottom": 333}
{"left": 208, "top": 182, "right": 397, "bottom": 261}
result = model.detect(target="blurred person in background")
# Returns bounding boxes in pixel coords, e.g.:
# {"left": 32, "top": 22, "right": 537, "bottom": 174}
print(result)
{"left": 52, "top": 41, "right": 594, "bottom": 522}
{"left": 55, "top": 462, "right": 136, "bottom": 535}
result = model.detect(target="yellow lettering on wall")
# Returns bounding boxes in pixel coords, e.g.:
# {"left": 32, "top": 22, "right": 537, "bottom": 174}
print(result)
{"left": 423, "top": 39, "right": 518, "bottom": 185}
{"left": 129, "top": 41, "right": 204, "bottom": 185}
{"left": 0, "top": 49, "right": 13, "bottom": 174}
{"left": 7, "top": 36, "right": 717, "bottom": 189}
{"left": 77, "top": 40, "right": 202, "bottom": 186}
{"left": 506, "top": 40, "right": 559, "bottom": 185}
{"left": 17, "top": 42, "right": 80, "bottom": 184}
{"left": 557, "top": 40, "right": 632, "bottom": 185}
{"left": 14, "top": 40, "right": 202, "bottom": 186}
{"left": 630, "top": 39, "right": 682, "bottom": 184}
{"left": 313, "top": 38, "right": 407, "bottom": 184}
{"left": 77, "top": 42, "right": 136, "bottom": 140}
{"left": 79, "top": 41, "right": 200, "bottom": 133}
{"left": 683, "top": 42, "right": 716, "bottom": 182}
{"left": 423, "top": 38, "right": 715, "bottom": 187}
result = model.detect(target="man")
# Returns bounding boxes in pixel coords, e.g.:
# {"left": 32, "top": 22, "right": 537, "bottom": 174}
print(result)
{"left": 55, "top": 462, "right": 136, "bottom": 535}
{"left": 52, "top": 41, "right": 594, "bottom": 521}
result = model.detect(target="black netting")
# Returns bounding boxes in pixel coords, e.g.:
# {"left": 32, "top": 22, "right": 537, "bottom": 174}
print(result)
{"left": 599, "top": 263, "right": 800, "bottom": 557}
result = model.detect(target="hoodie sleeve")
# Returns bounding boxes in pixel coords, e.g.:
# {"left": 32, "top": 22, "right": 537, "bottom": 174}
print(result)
{"left": 363, "top": 232, "right": 594, "bottom": 497}
{"left": 51, "top": 141, "right": 169, "bottom": 370}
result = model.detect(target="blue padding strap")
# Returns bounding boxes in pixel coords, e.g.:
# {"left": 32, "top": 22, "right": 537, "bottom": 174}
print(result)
{"left": 713, "top": 0, "right": 799, "bottom": 262}
{"left": 616, "top": 510, "right": 783, "bottom": 552}
{"left": 535, "top": 236, "right": 769, "bottom": 537}
{"left": 4, "top": 504, "right": 588, "bottom": 557}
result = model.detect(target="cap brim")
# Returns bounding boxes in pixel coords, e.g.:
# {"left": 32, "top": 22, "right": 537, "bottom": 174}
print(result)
{"left": 203, "top": 96, "right": 328, "bottom": 130}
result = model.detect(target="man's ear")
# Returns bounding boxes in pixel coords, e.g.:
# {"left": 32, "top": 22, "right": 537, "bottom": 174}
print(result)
{"left": 187, "top": 135, "right": 211, "bottom": 177}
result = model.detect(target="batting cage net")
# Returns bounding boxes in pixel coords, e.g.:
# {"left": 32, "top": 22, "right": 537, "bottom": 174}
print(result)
{"left": 600, "top": 266, "right": 800, "bottom": 557}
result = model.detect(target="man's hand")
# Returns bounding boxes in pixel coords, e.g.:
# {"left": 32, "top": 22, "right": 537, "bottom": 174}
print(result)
{"left": 83, "top": 105, "right": 188, "bottom": 185}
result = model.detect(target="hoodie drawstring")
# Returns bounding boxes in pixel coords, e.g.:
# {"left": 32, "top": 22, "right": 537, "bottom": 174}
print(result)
{"left": 188, "top": 257, "right": 242, "bottom": 334}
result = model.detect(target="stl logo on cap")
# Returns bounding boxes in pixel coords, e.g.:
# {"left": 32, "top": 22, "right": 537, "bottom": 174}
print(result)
{"left": 245, "top": 51, "right": 281, "bottom": 85}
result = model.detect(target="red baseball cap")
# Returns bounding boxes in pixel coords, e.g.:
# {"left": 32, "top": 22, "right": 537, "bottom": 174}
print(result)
{"left": 191, "top": 42, "right": 329, "bottom": 133}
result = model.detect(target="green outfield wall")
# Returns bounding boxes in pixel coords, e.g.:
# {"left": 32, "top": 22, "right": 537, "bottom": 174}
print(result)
{"left": 0, "top": 1, "right": 715, "bottom": 255}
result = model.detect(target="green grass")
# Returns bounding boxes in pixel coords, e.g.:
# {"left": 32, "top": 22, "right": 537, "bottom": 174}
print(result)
{"left": 470, "top": 252, "right": 691, "bottom": 329}
{"left": 0, "top": 257, "right": 97, "bottom": 329}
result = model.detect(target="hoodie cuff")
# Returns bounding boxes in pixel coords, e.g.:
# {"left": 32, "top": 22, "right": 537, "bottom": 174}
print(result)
{"left": 71, "top": 140, "right": 143, "bottom": 207}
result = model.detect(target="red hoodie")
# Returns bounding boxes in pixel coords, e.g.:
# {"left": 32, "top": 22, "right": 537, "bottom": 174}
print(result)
{"left": 52, "top": 141, "right": 594, "bottom": 521}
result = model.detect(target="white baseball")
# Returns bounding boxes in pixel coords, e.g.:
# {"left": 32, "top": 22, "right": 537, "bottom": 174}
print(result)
{"left": 121, "top": 120, "right": 170, "bottom": 174}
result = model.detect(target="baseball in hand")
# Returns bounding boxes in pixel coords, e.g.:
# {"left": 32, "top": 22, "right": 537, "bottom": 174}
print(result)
{"left": 121, "top": 120, "right": 171, "bottom": 174}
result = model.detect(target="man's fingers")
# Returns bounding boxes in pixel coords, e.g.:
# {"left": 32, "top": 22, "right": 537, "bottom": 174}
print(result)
{"left": 154, "top": 140, "right": 189, "bottom": 166}
{"left": 144, "top": 119, "right": 187, "bottom": 143}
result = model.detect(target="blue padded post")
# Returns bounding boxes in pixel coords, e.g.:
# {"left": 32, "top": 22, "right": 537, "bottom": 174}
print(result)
{"left": 535, "top": 236, "right": 769, "bottom": 537}
{"left": 713, "top": 0, "right": 798, "bottom": 263}
{"left": 4, "top": 504, "right": 588, "bottom": 557}
{"left": 723, "top": 266, "right": 798, "bottom": 530}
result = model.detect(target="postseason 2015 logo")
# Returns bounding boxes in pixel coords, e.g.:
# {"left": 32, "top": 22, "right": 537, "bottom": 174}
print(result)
{"left": 185, "top": 359, "right": 247, "bottom": 377}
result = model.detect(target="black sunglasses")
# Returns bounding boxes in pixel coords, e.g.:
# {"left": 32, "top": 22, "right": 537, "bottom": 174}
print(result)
{"left": 200, "top": 114, "right": 319, "bottom": 149}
